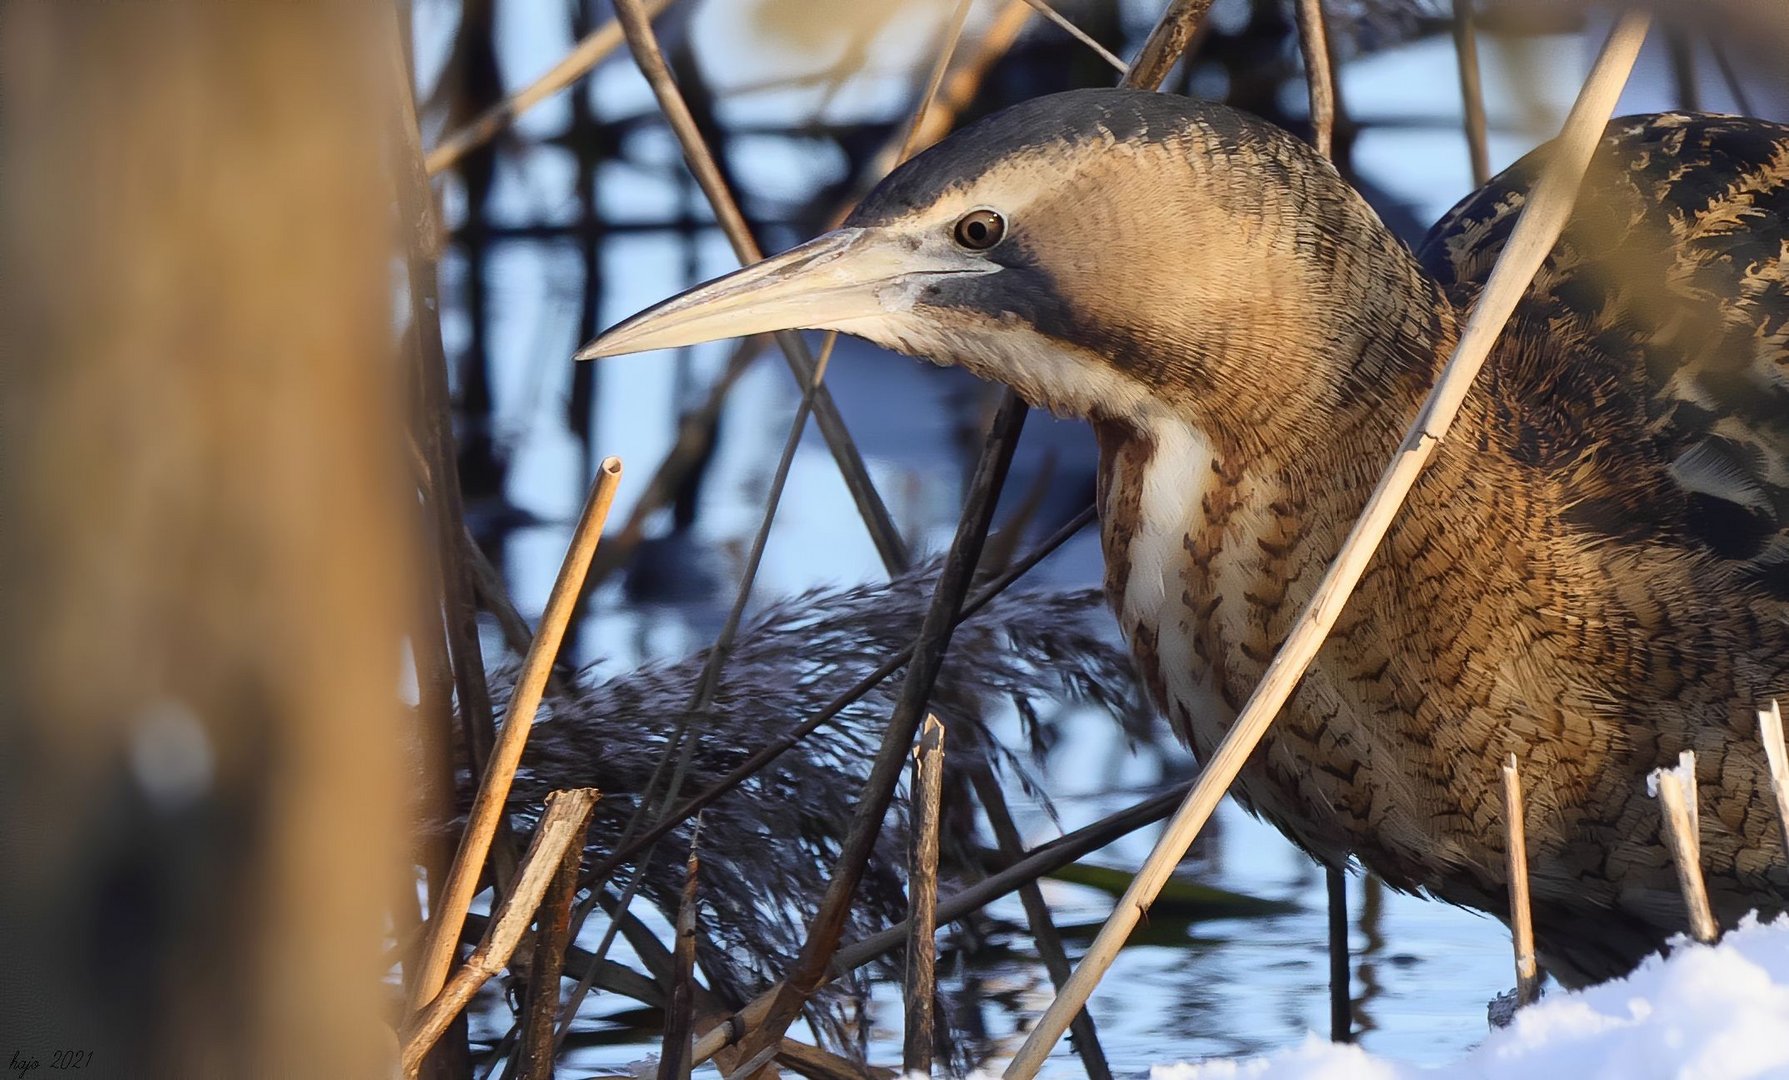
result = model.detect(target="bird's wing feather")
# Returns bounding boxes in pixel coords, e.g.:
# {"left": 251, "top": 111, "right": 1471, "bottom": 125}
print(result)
{"left": 1416, "top": 112, "right": 1789, "bottom": 594}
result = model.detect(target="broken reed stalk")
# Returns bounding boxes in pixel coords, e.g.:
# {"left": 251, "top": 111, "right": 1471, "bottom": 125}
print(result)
{"left": 1652, "top": 752, "right": 1719, "bottom": 945}
{"left": 610, "top": 0, "right": 909, "bottom": 576}
{"left": 1020, "top": 0, "right": 1128, "bottom": 74}
{"left": 904, "top": 717, "right": 948, "bottom": 1076}
{"left": 411, "top": 458, "right": 623, "bottom": 1008}
{"left": 424, "top": 0, "right": 673, "bottom": 176}
{"left": 403, "top": 789, "right": 602, "bottom": 1077}
{"left": 971, "top": 771, "right": 1114, "bottom": 1080}
{"left": 689, "top": 780, "right": 1191, "bottom": 1068}
{"left": 1451, "top": 0, "right": 1491, "bottom": 186}
{"left": 1501, "top": 754, "right": 1540, "bottom": 1008}
{"left": 1001, "top": 16, "right": 1653, "bottom": 1077}
{"left": 516, "top": 818, "right": 589, "bottom": 1080}
{"left": 1294, "top": 0, "right": 1336, "bottom": 159}
{"left": 659, "top": 826, "right": 703, "bottom": 1080}
{"left": 1759, "top": 700, "right": 1789, "bottom": 867}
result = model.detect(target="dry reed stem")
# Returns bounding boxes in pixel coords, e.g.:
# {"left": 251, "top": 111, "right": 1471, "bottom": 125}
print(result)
{"left": 1294, "top": 0, "right": 1336, "bottom": 159}
{"left": 610, "top": 0, "right": 909, "bottom": 575}
{"left": 689, "top": 779, "right": 1191, "bottom": 1068}
{"left": 1758, "top": 700, "right": 1789, "bottom": 867}
{"left": 1123, "top": 0, "right": 1216, "bottom": 90}
{"left": 903, "top": 717, "right": 948, "bottom": 1076}
{"left": 412, "top": 458, "right": 623, "bottom": 1007}
{"left": 1651, "top": 752, "right": 1719, "bottom": 944}
{"left": 1001, "top": 15, "right": 1652, "bottom": 1077}
{"left": 395, "top": 32, "right": 502, "bottom": 798}
{"left": 516, "top": 817, "right": 588, "bottom": 1080}
{"left": 403, "top": 788, "right": 601, "bottom": 1077}
{"left": 1452, "top": 0, "right": 1491, "bottom": 186}
{"left": 731, "top": 396, "right": 1028, "bottom": 1068}
{"left": 971, "top": 771, "right": 1114, "bottom": 1080}
{"left": 660, "top": 826, "right": 703, "bottom": 1080}
{"left": 1020, "top": 0, "right": 1127, "bottom": 73}
{"left": 1501, "top": 754, "right": 1540, "bottom": 1007}
{"left": 423, "top": 0, "right": 673, "bottom": 176}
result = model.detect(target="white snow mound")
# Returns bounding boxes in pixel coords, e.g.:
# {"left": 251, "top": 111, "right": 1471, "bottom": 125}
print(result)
{"left": 1151, "top": 913, "right": 1789, "bottom": 1080}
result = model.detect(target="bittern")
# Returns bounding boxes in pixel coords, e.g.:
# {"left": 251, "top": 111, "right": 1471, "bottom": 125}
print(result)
{"left": 581, "top": 88, "right": 1789, "bottom": 985}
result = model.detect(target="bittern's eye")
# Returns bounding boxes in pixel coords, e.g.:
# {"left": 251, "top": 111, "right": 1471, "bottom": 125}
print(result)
{"left": 953, "top": 208, "right": 1006, "bottom": 251}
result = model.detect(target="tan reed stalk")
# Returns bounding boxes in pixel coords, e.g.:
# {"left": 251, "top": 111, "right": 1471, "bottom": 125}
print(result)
{"left": 1295, "top": 0, "right": 1337, "bottom": 159}
{"left": 402, "top": 788, "right": 602, "bottom": 1076}
{"left": 903, "top": 716, "right": 948, "bottom": 1076}
{"left": 1502, "top": 754, "right": 1540, "bottom": 1007}
{"left": 1652, "top": 752, "right": 1719, "bottom": 945}
{"left": 424, "top": 0, "right": 674, "bottom": 176}
{"left": 1759, "top": 700, "right": 1789, "bottom": 867}
{"left": 1645, "top": 754, "right": 1717, "bottom": 944}
{"left": 411, "top": 457, "right": 623, "bottom": 1008}
{"left": 1654, "top": 752, "right": 1719, "bottom": 943}
{"left": 1452, "top": 0, "right": 1491, "bottom": 185}
{"left": 1001, "top": 15, "right": 1653, "bottom": 1077}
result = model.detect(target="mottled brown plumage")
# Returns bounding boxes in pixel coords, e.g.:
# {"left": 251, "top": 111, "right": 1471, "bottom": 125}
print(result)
{"left": 583, "top": 89, "right": 1789, "bottom": 986}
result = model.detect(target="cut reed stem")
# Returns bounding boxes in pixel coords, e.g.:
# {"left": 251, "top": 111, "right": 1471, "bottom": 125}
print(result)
{"left": 1001, "top": 16, "right": 1652, "bottom": 1077}
{"left": 515, "top": 814, "right": 588, "bottom": 1080}
{"left": 1759, "top": 700, "right": 1789, "bottom": 868}
{"left": 903, "top": 716, "right": 947, "bottom": 1076}
{"left": 1652, "top": 752, "right": 1719, "bottom": 945}
{"left": 1501, "top": 753, "right": 1540, "bottom": 1007}
{"left": 411, "top": 458, "right": 623, "bottom": 1008}
{"left": 402, "top": 788, "right": 602, "bottom": 1077}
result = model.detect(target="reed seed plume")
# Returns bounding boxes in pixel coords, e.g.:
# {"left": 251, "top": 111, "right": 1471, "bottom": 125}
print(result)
{"left": 438, "top": 561, "right": 1148, "bottom": 1041}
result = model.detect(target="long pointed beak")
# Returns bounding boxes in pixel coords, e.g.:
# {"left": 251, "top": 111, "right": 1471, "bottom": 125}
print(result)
{"left": 576, "top": 227, "right": 938, "bottom": 360}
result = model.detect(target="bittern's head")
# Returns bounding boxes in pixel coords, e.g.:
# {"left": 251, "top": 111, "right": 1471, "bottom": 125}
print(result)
{"left": 581, "top": 88, "right": 1415, "bottom": 438}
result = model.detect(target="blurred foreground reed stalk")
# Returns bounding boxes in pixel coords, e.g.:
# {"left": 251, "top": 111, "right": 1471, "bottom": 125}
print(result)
{"left": 2, "top": 5, "right": 407, "bottom": 1075}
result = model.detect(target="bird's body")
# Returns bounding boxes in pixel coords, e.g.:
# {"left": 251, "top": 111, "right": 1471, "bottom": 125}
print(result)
{"left": 584, "top": 89, "right": 1789, "bottom": 985}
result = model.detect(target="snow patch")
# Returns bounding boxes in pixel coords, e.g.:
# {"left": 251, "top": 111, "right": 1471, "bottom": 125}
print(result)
{"left": 1150, "top": 915, "right": 1789, "bottom": 1080}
